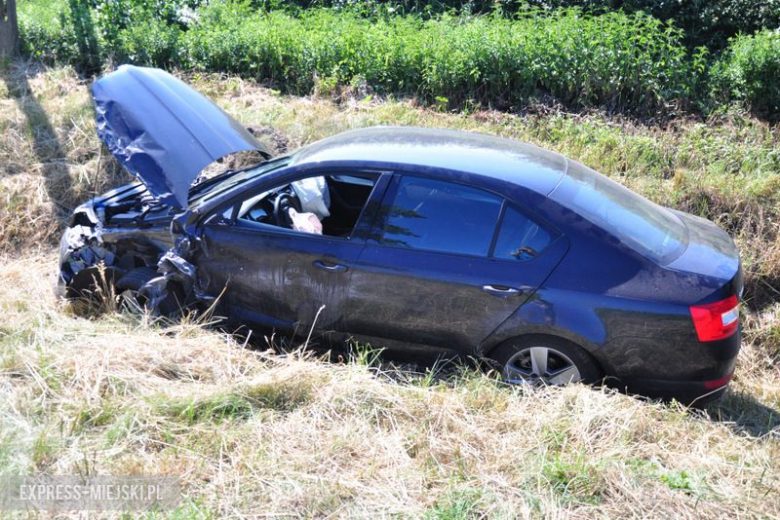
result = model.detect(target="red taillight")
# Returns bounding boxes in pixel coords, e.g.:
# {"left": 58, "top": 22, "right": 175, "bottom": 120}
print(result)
{"left": 690, "top": 295, "right": 739, "bottom": 342}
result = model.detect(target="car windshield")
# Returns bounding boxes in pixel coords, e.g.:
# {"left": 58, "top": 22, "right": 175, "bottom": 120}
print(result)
{"left": 188, "top": 156, "right": 291, "bottom": 203}
{"left": 550, "top": 161, "right": 688, "bottom": 266}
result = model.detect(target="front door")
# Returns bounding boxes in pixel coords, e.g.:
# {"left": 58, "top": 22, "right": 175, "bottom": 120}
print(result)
{"left": 198, "top": 222, "right": 367, "bottom": 336}
{"left": 194, "top": 171, "right": 387, "bottom": 339}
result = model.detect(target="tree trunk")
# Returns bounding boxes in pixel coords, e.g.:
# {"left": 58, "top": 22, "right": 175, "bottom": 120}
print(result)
{"left": 0, "top": 0, "right": 19, "bottom": 58}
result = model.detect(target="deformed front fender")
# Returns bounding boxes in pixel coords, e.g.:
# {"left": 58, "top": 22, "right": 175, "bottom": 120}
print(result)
{"left": 58, "top": 200, "right": 209, "bottom": 315}
{"left": 139, "top": 213, "right": 210, "bottom": 312}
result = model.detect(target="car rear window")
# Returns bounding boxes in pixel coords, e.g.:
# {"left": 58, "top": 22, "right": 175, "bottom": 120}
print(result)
{"left": 493, "top": 205, "right": 553, "bottom": 261}
{"left": 380, "top": 176, "right": 502, "bottom": 256}
{"left": 550, "top": 161, "right": 688, "bottom": 265}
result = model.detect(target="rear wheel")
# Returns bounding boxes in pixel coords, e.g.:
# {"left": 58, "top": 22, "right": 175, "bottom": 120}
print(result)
{"left": 491, "top": 336, "right": 602, "bottom": 386}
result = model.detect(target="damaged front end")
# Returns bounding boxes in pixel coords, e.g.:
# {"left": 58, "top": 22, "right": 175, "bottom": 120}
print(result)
{"left": 56, "top": 183, "right": 199, "bottom": 313}
{"left": 57, "top": 187, "right": 208, "bottom": 315}
{"left": 135, "top": 224, "right": 212, "bottom": 314}
{"left": 58, "top": 184, "right": 145, "bottom": 298}
{"left": 58, "top": 64, "right": 271, "bottom": 313}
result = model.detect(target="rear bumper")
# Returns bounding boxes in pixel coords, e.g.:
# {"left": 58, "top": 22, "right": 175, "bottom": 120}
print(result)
{"left": 600, "top": 327, "right": 741, "bottom": 406}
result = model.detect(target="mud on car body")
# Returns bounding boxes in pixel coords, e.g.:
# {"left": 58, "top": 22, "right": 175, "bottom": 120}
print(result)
{"left": 59, "top": 65, "right": 743, "bottom": 406}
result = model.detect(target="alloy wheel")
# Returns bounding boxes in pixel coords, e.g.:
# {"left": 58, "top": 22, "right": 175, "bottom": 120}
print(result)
{"left": 502, "top": 346, "right": 582, "bottom": 386}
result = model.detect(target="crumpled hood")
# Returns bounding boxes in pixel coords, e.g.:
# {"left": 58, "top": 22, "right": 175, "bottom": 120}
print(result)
{"left": 93, "top": 65, "right": 270, "bottom": 207}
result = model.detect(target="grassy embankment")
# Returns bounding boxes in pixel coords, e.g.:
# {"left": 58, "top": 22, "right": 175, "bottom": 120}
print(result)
{"left": 1, "top": 63, "right": 780, "bottom": 516}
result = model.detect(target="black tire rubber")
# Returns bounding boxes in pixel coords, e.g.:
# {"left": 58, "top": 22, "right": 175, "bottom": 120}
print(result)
{"left": 490, "top": 335, "right": 603, "bottom": 385}
{"left": 66, "top": 265, "right": 125, "bottom": 300}
{"left": 115, "top": 267, "right": 160, "bottom": 292}
{"left": 116, "top": 267, "right": 185, "bottom": 317}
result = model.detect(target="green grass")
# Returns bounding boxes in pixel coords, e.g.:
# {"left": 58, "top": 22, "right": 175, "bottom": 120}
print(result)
{"left": 541, "top": 453, "right": 604, "bottom": 505}
{"left": 157, "top": 380, "right": 312, "bottom": 424}
{"left": 425, "top": 487, "right": 486, "bottom": 519}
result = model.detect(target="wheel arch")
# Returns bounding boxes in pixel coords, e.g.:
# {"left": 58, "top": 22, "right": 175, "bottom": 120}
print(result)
{"left": 482, "top": 329, "right": 598, "bottom": 357}
{"left": 485, "top": 332, "right": 609, "bottom": 385}
{"left": 481, "top": 332, "right": 610, "bottom": 376}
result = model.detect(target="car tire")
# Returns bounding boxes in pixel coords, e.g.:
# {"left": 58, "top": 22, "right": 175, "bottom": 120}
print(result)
{"left": 66, "top": 265, "right": 125, "bottom": 300}
{"left": 116, "top": 267, "right": 185, "bottom": 317}
{"left": 490, "top": 336, "right": 603, "bottom": 386}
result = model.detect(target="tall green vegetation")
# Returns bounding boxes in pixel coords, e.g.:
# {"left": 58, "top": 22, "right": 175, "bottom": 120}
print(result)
{"left": 158, "top": 0, "right": 780, "bottom": 50}
{"left": 187, "top": 6, "right": 698, "bottom": 112}
{"left": 15, "top": 0, "right": 780, "bottom": 119}
{"left": 202, "top": 0, "right": 780, "bottom": 50}
{"left": 17, "top": 2, "right": 702, "bottom": 113}
{"left": 595, "top": 0, "right": 780, "bottom": 50}
{"left": 712, "top": 30, "right": 780, "bottom": 120}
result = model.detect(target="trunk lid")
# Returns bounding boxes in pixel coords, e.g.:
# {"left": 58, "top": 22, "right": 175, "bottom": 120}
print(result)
{"left": 92, "top": 65, "right": 271, "bottom": 208}
{"left": 666, "top": 210, "right": 743, "bottom": 302}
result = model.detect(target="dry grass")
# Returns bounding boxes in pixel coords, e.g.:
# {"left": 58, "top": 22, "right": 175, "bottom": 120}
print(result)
{"left": 1, "top": 254, "right": 779, "bottom": 517}
{"left": 1, "top": 62, "right": 780, "bottom": 517}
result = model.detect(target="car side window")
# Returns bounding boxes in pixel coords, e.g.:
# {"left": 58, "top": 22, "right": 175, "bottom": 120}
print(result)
{"left": 232, "top": 173, "right": 378, "bottom": 238}
{"left": 493, "top": 205, "right": 552, "bottom": 261}
{"left": 379, "top": 176, "right": 502, "bottom": 256}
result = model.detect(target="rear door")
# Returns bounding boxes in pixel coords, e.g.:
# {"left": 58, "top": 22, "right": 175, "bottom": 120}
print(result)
{"left": 343, "top": 174, "right": 568, "bottom": 352}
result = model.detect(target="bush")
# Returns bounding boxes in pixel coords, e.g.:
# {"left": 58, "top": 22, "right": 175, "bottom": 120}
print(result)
{"left": 19, "top": 2, "right": 79, "bottom": 64}
{"left": 18, "top": 2, "right": 699, "bottom": 114}
{"left": 183, "top": 7, "right": 425, "bottom": 94}
{"left": 19, "top": 0, "right": 200, "bottom": 67}
{"left": 712, "top": 30, "right": 780, "bottom": 120}
{"left": 210, "top": 0, "right": 780, "bottom": 49}
{"left": 182, "top": 7, "right": 695, "bottom": 112}
{"left": 114, "top": 19, "right": 183, "bottom": 66}
{"left": 521, "top": 0, "right": 780, "bottom": 49}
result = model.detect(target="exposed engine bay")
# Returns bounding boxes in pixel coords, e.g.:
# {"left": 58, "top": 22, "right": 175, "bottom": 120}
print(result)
{"left": 58, "top": 182, "right": 190, "bottom": 305}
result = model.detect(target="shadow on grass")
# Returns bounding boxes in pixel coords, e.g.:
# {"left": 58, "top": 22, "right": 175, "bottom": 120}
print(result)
{"left": 706, "top": 388, "right": 780, "bottom": 438}
{"left": 1, "top": 63, "right": 74, "bottom": 217}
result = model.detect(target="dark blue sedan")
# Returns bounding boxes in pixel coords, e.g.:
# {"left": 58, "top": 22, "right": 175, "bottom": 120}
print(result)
{"left": 59, "top": 66, "right": 743, "bottom": 405}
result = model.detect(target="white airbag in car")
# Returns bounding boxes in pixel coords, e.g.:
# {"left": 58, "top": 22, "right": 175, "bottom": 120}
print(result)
{"left": 291, "top": 177, "right": 330, "bottom": 219}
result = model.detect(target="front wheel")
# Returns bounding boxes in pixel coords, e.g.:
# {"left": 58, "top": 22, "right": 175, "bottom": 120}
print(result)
{"left": 116, "top": 267, "right": 186, "bottom": 317}
{"left": 491, "top": 336, "right": 602, "bottom": 386}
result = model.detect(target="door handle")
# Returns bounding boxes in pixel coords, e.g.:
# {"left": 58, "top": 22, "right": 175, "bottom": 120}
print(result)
{"left": 313, "top": 260, "right": 348, "bottom": 273}
{"left": 482, "top": 284, "right": 522, "bottom": 296}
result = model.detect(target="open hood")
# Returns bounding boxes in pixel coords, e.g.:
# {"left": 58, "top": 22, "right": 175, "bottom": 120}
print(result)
{"left": 93, "top": 65, "right": 270, "bottom": 207}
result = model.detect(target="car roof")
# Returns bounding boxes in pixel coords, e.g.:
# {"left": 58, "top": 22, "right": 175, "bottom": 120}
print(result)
{"left": 290, "top": 126, "right": 569, "bottom": 195}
